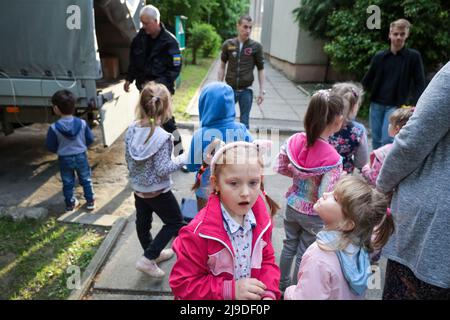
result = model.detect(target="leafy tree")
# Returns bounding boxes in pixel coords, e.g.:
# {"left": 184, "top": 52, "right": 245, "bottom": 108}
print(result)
{"left": 147, "top": 0, "right": 249, "bottom": 41}
{"left": 189, "top": 23, "right": 221, "bottom": 64}
{"left": 147, "top": 0, "right": 210, "bottom": 30}
{"left": 210, "top": 0, "right": 250, "bottom": 40}
{"left": 292, "top": 0, "right": 353, "bottom": 39}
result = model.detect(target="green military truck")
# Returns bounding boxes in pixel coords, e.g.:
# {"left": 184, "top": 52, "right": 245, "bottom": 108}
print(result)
{"left": 0, "top": 0, "right": 145, "bottom": 146}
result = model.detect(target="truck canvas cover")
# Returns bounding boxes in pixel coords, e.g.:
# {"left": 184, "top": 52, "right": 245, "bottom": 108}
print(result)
{"left": 0, "top": 0, "right": 101, "bottom": 80}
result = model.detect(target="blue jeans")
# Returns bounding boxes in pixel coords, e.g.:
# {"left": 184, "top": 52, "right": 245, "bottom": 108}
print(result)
{"left": 234, "top": 89, "right": 253, "bottom": 129}
{"left": 369, "top": 102, "right": 397, "bottom": 149}
{"left": 59, "top": 152, "right": 94, "bottom": 206}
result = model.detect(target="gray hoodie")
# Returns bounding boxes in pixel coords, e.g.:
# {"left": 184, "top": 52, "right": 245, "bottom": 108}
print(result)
{"left": 376, "top": 61, "right": 450, "bottom": 288}
{"left": 125, "top": 123, "right": 186, "bottom": 193}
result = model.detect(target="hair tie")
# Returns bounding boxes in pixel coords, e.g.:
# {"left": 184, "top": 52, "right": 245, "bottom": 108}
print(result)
{"left": 350, "top": 88, "right": 358, "bottom": 99}
{"left": 195, "top": 165, "right": 206, "bottom": 185}
{"left": 316, "top": 89, "right": 330, "bottom": 101}
{"left": 386, "top": 208, "right": 392, "bottom": 217}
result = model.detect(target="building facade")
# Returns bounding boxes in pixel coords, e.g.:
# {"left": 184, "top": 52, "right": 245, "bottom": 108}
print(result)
{"left": 250, "top": 0, "right": 346, "bottom": 82}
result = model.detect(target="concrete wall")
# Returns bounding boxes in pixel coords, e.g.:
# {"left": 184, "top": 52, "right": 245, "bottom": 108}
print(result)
{"left": 249, "top": 0, "right": 263, "bottom": 43}
{"left": 297, "top": 30, "right": 328, "bottom": 64}
{"left": 257, "top": 0, "right": 345, "bottom": 82}
{"left": 268, "top": 0, "right": 300, "bottom": 64}
{"left": 260, "top": 0, "right": 274, "bottom": 55}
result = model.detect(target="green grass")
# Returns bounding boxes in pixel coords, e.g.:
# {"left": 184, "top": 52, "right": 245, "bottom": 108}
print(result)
{"left": 173, "top": 50, "right": 217, "bottom": 120}
{"left": 0, "top": 217, "right": 106, "bottom": 300}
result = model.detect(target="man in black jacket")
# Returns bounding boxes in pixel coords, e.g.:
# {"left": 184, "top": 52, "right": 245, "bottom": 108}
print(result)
{"left": 362, "top": 19, "right": 425, "bottom": 149}
{"left": 124, "top": 5, "right": 186, "bottom": 169}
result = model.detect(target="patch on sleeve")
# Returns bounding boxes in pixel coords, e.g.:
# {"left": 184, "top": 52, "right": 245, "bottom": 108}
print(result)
{"left": 173, "top": 54, "right": 182, "bottom": 66}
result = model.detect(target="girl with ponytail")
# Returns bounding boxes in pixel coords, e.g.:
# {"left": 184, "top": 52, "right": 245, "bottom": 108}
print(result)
{"left": 284, "top": 175, "right": 394, "bottom": 300}
{"left": 274, "top": 90, "right": 346, "bottom": 292}
{"left": 184, "top": 82, "right": 252, "bottom": 211}
{"left": 125, "top": 82, "right": 187, "bottom": 279}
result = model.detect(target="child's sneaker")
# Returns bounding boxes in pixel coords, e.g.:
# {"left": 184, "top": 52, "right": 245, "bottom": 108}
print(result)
{"left": 65, "top": 198, "right": 80, "bottom": 213}
{"left": 136, "top": 256, "right": 165, "bottom": 278}
{"left": 155, "top": 248, "right": 175, "bottom": 263}
{"left": 86, "top": 200, "right": 96, "bottom": 211}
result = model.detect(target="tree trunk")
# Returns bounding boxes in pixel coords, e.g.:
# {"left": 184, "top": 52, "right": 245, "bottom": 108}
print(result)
{"left": 192, "top": 47, "right": 197, "bottom": 65}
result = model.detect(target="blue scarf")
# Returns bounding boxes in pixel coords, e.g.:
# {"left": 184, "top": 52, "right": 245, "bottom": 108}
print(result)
{"left": 316, "top": 230, "right": 371, "bottom": 296}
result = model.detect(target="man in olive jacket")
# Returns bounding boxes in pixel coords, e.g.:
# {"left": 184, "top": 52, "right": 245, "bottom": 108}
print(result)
{"left": 218, "top": 15, "right": 265, "bottom": 129}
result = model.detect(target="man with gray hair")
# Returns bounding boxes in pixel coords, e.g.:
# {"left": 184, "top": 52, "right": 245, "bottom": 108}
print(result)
{"left": 124, "top": 4, "right": 186, "bottom": 168}
{"left": 124, "top": 5, "right": 181, "bottom": 94}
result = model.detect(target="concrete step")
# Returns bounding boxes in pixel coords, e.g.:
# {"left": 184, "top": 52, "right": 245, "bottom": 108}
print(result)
{"left": 58, "top": 210, "right": 122, "bottom": 227}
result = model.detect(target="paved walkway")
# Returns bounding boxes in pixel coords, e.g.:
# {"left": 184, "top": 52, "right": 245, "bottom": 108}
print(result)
{"left": 85, "top": 59, "right": 384, "bottom": 300}
{"left": 184, "top": 58, "right": 310, "bottom": 133}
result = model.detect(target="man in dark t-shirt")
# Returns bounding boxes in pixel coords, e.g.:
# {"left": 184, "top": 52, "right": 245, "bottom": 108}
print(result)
{"left": 361, "top": 19, "right": 425, "bottom": 149}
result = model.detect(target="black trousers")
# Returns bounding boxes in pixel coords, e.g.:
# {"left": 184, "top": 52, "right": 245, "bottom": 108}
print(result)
{"left": 162, "top": 116, "right": 184, "bottom": 156}
{"left": 134, "top": 191, "right": 185, "bottom": 260}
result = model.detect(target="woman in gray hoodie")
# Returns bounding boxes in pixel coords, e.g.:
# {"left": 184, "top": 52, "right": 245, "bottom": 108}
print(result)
{"left": 376, "top": 61, "right": 450, "bottom": 299}
{"left": 125, "top": 82, "right": 187, "bottom": 278}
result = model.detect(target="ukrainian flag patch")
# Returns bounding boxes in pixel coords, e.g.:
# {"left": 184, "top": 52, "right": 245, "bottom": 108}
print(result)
{"left": 173, "top": 54, "right": 182, "bottom": 66}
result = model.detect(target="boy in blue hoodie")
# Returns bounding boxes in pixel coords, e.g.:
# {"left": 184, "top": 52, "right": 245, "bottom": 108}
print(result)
{"left": 186, "top": 82, "right": 253, "bottom": 210}
{"left": 46, "top": 90, "right": 95, "bottom": 212}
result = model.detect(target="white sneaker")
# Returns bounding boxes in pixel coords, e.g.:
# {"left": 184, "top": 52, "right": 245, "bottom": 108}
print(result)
{"left": 155, "top": 248, "right": 175, "bottom": 264}
{"left": 65, "top": 198, "right": 80, "bottom": 213}
{"left": 136, "top": 256, "right": 165, "bottom": 278}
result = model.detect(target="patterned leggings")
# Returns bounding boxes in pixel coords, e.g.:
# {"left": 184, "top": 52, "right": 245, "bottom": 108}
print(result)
{"left": 383, "top": 259, "right": 450, "bottom": 300}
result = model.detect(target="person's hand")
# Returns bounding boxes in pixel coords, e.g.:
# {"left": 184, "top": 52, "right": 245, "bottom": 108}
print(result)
{"left": 124, "top": 80, "right": 130, "bottom": 92}
{"left": 256, "top": 93, "right": 264, "bottom": 106}
{"left": 235, "top": 278, "right": 266, "bottom": 300}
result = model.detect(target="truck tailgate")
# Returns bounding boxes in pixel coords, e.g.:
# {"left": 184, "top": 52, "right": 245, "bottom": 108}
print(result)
{"left": 98, "top": 81, "right": 139, "bottom": 147}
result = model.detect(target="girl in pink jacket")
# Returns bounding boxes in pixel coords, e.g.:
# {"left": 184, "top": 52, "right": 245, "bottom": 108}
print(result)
{"left": 169, "top": 141, "right": 281, "bottom": 300}
{"left": 274, "top": 90, "right": 345, "bottom": 291}
{"left": 284, "top": 175, "right": 394, "bottom": 300}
